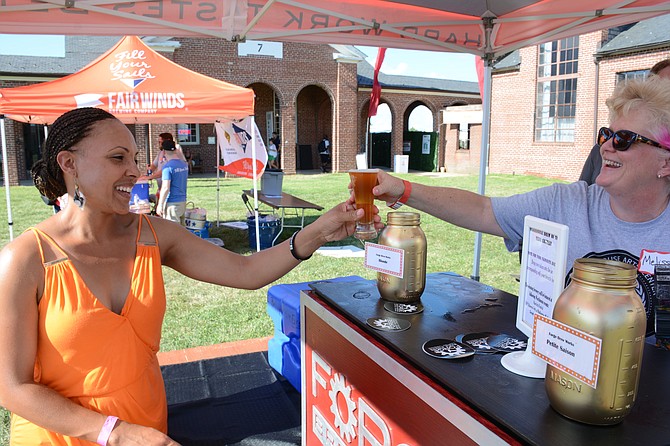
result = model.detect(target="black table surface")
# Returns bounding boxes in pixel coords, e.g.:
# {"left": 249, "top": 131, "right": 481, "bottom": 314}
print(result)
{"left": 309, "top": 272, "right": 670, "bottom": 446}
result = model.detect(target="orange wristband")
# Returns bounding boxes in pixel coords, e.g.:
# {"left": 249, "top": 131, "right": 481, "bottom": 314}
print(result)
{"left": 389, "top": 180, "right": 411, "bottom": 209}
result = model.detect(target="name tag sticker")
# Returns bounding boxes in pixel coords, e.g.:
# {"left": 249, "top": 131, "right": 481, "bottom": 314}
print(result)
{"left": 638, "top": 249, "right": 670, "bottom": 275}
{"left": 532, "top": 314, "right": 602, "bottom": 388}
{"left": 364, "top": 243, "right": 404, "bottom": 278}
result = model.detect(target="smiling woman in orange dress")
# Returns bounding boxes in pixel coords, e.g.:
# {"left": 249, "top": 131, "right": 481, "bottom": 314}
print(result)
{"left": 0, "top": 107, "right": 380, "bottom": 445}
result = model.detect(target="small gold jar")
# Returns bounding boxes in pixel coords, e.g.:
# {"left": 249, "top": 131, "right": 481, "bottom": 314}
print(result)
{"left": 546, "top": 258, "right": 646, "bottom": 425}
{"left": 376, "top": 212, "right": 427, "bottom": 303}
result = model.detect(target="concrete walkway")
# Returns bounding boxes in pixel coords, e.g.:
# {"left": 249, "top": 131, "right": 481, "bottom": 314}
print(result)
{"left": 157, "top": 336, "right": 272, "bottom": 366}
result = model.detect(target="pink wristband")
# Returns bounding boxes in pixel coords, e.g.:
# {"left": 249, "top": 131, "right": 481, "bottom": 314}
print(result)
{"left": 96, "top": 416, "right": 118, "bottom": 446}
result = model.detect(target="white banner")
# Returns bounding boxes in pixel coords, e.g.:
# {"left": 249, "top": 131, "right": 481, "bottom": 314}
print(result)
{"left": 215, "top": 117, "right": 267, "bottom": 179}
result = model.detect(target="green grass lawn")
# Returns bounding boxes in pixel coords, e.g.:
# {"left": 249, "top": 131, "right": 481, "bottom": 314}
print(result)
{"left": 0, "top": 171, "right": 560, "bottom": 443}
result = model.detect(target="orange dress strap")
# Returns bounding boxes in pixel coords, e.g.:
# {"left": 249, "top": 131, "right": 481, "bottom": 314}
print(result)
{"left": 11, "top": 217, "right": 167, "bottom": 446}
{"left": 137, "top": 214, "right": 159, "bottom": 246}
{"left": 27, "top": 227, "right": 69, "bottom": 265}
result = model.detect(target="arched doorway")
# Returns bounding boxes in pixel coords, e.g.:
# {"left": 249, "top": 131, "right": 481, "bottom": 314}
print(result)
{"left": 404, "top": 101, "right": 438, "bottom": 172}
{"left": 360, "top": 100, "right": 393, "bottom": 169}
{"left": 295, "top": 85, "right": 332, "bottom": 171}
{"left": 369, "top": 103, "right": 392, "bottom": 168}
{"left": 249, "top": 82, "right": 282, "bottom": 167}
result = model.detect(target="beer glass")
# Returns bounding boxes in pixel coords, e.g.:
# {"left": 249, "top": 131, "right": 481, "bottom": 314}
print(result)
{"left": 349, "top": 169, "right": 379, "bottom": 240}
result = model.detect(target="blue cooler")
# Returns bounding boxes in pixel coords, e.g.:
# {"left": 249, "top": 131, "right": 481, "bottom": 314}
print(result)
{"left": 247, "top": 216, "right": 281, "bottom": 250}
{"left": 186, "top": 221, "right": 210, "bottom": 238}
{"left": 267, "top": 275, "right": 365, "bottom": 391}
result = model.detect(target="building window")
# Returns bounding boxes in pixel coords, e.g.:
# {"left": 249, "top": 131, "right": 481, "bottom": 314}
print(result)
{"left": 458, "top": 123, "right": 470, "bottom": 150}
{"left": 616, "top": 69, "right": 649, "bottom": 84}
{"left": 535, "top": 37, "right": 579, "bottom": 143}
{"left": 177, "top": 124, "right": 199, "bottom": 145}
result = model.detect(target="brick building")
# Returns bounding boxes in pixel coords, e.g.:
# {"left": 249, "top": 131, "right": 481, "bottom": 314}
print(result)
{"left": 8, "top": 16, "right": 666, "bottom": 187}
{"left": 0, "top": 36, "right": 480, "bottom": 185}
{"left": 488, "top": 15, "right": 670, "bottom": 181}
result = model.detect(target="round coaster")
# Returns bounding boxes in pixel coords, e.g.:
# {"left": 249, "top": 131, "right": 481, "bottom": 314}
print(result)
{"left": 460, "top": 332, "right": 500, "bottom": 354}
{"left": 383, "top": 301, "right": 424, "bottom": 315}
{"left": 366, "top": 317, "right": 411, "bottom": 332}
{"left": 487, "top": 333, "right": 528, "bottom": 353}
{"left": 422, "top": 338, "right": 475, "bottom": 359}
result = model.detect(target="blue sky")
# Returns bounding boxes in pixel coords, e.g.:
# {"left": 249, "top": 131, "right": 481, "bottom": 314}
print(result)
{"left": 356, "top": 46, "right": 478, "bottom": 82}
{"left": 0, "top": 35, "right": 477, "bottom": 132}
{"left": 0, "top": 34, "right": 65, "bottom": 57}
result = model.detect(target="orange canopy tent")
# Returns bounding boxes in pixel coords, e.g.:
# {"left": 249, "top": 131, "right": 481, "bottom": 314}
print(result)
{"left": 0, "top": 35, "right": 254, "bottom": 124}
{"left": 0, "top": 35, "right": 265, "bottom": 243}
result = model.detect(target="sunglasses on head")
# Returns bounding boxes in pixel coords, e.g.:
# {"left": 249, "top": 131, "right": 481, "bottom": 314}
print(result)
{"left": 598, "top": 127, "right": 668, "bottom": 152}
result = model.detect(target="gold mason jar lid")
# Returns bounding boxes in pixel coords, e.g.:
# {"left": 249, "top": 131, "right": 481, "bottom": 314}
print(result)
{"left": 387, "top": 211, "right": 420, "bottom": 225}
{"left": 572, "top": 258, "right": 637, "bottom": 288}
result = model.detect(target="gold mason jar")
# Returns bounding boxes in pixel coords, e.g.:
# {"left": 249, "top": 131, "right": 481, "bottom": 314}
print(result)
{"left": 376, "top": 212, "right": 427, "bottom": 303}
{"left": 545, "top": 258, "right": 646, "bottom": 425}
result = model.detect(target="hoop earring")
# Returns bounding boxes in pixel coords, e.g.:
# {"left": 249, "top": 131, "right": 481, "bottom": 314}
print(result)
{"left": 73, "top": 180, "right": 85, "bottom": 210}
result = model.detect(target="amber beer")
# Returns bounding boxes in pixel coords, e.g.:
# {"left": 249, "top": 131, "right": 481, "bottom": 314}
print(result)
{"left": 349, "top": 169, "right": 378, "bottom": 240}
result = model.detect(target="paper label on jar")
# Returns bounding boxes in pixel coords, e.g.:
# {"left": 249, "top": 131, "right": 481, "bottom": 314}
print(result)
{"left": 532, "top": 314, "right": 602, "bottom": 388}
{"left": 364, "top": 242, "right": 404, "bottom": 278}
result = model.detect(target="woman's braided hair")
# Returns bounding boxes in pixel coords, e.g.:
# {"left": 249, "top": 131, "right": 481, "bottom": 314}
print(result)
{"left": 32, "top": 108, "right": 117, "bottom": 201}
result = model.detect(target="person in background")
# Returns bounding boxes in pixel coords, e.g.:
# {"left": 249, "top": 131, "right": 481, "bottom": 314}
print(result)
{"left": 140, "top": 132, "right": 186, "bottom": 206}
{"left": 156, "top": 140, "right": 189, "bottom": 224}
{"left": 271, "top": 132, "right": 281, "bottom": 169}
{"left": 366, "top": 76, "right": 670, "bottom": 341}
{"left": 181, "top": 144, "right": 193, "bottom": 175}
{"left": 579, "top": 57, "right": 670, "bottom": 184}
{"left": 318, "top": 135, "right": 331, "bottom": 173}
{"left": 141, "top": 132, "right": 186, "bottom": 186}
{"left": 267, "top": 138, "right": 279, "bottom": 169}
{"left": 0, "top": 107, "right": 378, "bottom": 445}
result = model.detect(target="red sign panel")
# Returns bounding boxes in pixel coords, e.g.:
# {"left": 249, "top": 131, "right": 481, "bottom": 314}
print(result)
{"left": 303, "top": 304, "right": 491, "bottom": 445}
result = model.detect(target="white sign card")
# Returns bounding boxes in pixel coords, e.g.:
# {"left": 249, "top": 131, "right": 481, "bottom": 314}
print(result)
{"left": 364, "top": 242, "right": 404, "bottom": 278}
{"left": 237, "top": 40, "right": 283, "bottom": 58}
{"left": 533, "top": 314, "right": 602, "bottom": 388}
{"left": 421, "top": 134, "right": 430, "bottom": 154}
{"left": 500, "top": 216, "right": 569, "bottom": 379}
{"left": 516, "top": 216, "right": 569, "bottom": 336}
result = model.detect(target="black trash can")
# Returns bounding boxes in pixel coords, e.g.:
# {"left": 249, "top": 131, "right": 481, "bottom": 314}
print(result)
{"left": 247, "top": 215, "right": 281, "bottom": 250}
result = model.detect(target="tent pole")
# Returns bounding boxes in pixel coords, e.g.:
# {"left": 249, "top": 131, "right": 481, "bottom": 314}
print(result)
{"left": 215, "top": 121, "right": 220, "bottom": 227}
{"left": 1, "top": 116, "right": 14, "bottom": 241}
{"left": 145, "top": 124, "right": 150, "bottom": 171}
{"left": 251, "top": 116, "right": 261, "bottom": 252}
{"left": 365, "top": 117, "right": 370, "bottom": 168}
{"left": 471, "top": 58, "right": 493, "bottom": 282}
{"left": 216, "top": 130, "right": 220, "bottom": 227}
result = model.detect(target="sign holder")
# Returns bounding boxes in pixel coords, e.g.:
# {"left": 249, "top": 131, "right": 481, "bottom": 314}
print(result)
{"left": 501, "top": 216, "right": 568, "bottom": 378}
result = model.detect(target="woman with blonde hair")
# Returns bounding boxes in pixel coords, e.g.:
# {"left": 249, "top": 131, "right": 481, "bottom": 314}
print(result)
{"left": 368, "top": 76, "right": 670, "bottom": 340}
